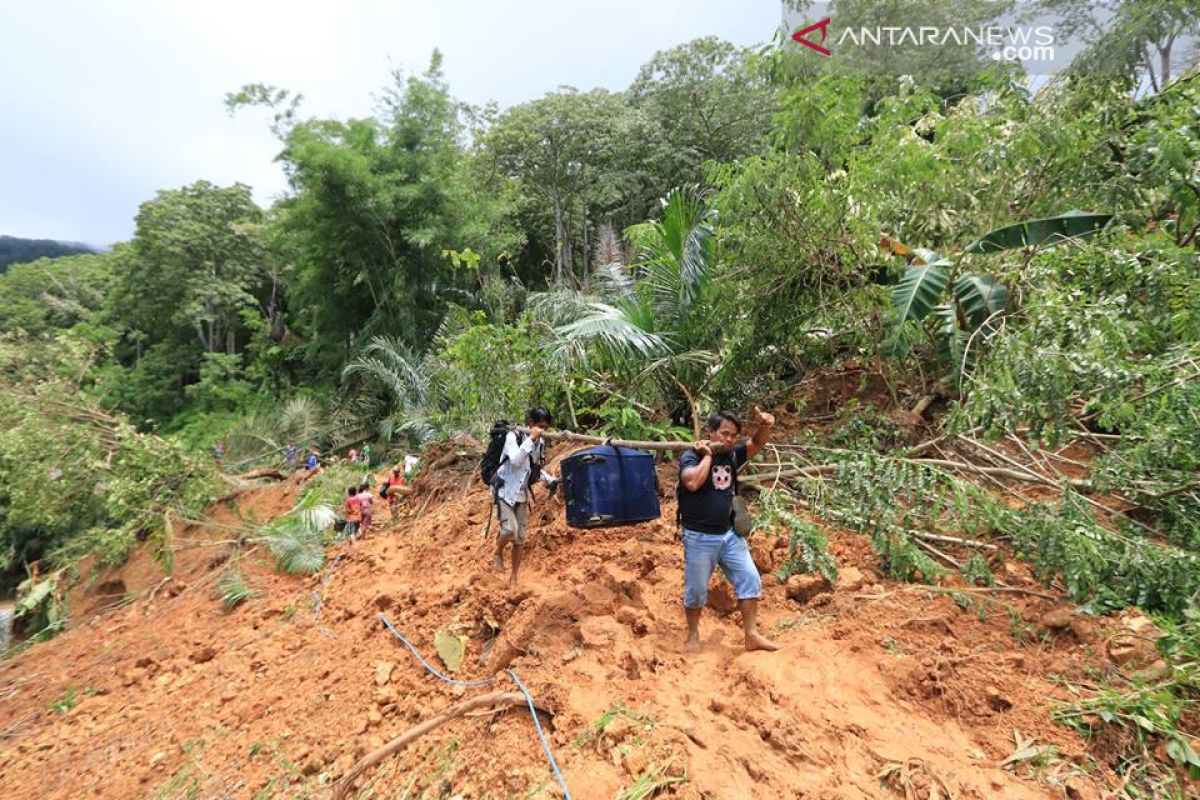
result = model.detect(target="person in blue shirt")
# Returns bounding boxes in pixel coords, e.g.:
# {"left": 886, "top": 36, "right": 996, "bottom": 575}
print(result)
{"left": 305, "top": 449, "right": 319, "bottom": 472}
{"left": 678, "top": 407, "right": 779, "bottom": 654}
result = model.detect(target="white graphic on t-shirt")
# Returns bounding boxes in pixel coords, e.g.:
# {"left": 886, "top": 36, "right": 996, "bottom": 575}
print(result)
{"left": 712, "top": 463, "right": 732, "bottom": 491}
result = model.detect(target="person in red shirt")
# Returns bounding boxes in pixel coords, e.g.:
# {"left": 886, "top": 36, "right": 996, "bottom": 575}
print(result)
{"left": 343, "top": 485, "right": 362, "bottom": 543}
{"left": 382, "top": 465, "right": 413, "bottom": 518}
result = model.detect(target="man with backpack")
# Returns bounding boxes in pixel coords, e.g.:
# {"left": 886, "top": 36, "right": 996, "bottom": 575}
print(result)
{"left": 484, "top": 407, "right": 559, "bottom": 588}
{"left": 678, "top": 407, "right": 779, "bottom": 654}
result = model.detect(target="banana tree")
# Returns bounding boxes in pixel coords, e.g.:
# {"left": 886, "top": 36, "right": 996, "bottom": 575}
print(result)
{"left": 888, "top": 249, "right": 1009, "bottom": 385}
{"left": 886, "top": 210, "right": 1112, "bottom": 386}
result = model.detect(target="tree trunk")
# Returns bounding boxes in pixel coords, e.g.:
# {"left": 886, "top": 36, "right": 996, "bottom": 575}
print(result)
{"left": 582, "top": 213, "right": 590, "bottom": 292}
{"left": 553, "top": 192, "right": 566, "bottom": 285}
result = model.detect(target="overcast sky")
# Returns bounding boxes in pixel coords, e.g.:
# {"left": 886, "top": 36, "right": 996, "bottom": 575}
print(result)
{"left": 0, "top": 1, "right": 780, "bottom": 248}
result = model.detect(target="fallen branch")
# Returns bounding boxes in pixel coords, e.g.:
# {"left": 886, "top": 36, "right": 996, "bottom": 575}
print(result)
{"left": 909, "top": 393, "right": 938, "bottom": 419}
{"left": 332, "top": 692, "right": 549, "bottom": 799}
{"left": 1142, "top": 477, "right": 1200, "bottom": 501}
{"left": 235, "top": 468, "right": 287, "bottom": 482}
{"left": 427, "top": 450, "right": 465, "bottom": 472}
{"left": 915, "top": 585, "right": 1061, "bottom": 602}
{"left": 914, "top": 537, "right": 963, "bottom": 569}
{"left": 747, "top": 492, "right": 1001, "bottom": 552}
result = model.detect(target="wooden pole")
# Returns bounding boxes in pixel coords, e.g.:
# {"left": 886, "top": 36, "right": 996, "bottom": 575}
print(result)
{"left": 515, "top": 426, "right": 730, "bottom": 454}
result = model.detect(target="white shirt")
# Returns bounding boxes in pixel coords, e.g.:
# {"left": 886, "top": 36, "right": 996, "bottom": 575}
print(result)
{"left": 494, "top": 431, "right": 557, "bottom": 506}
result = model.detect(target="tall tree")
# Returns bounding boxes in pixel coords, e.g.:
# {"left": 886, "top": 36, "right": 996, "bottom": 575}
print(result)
{"left": 1033, "top": 0, "right": 1200, "bottom": 90}
{"left": 233, "top": 53, "right": 492, "bottom": 379}
{"left": 103, "top": 181, "right": 271, "bottom": 422}
{"left": 484, "top": 88, "right": 629, "bottom": 287}
{"left": 628, "top": 37, "right": 776, "bottom": 178}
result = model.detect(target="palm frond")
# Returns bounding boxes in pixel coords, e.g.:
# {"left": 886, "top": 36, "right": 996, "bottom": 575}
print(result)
{"left": 555, "top": 301, "right": 671, "bottom": 364}
{"left": 590, "top": 261, "right": 635, "bottom": 300}
{"left": 637, "top": 186, "right": 718, "bottom": 319}
{"left": 277, "top": 396, "right": 325, "bottom": 444}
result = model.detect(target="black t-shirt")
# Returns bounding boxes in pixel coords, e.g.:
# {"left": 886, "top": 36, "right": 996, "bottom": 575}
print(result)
{"left": 677, "top": 443, "right": 748, "bottom": 534}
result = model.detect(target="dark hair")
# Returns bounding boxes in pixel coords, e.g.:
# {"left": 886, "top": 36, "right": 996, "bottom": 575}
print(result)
{"left": 347, "top": 486, "right": 358, "bottom": 497}
{"left": 526, "top": 405, "right": 553, "bottom": 426}
{"left": 706, "top": 410, "right": 742, "bottom": 433}
{"left": 359, "top": 483, "right": 369, "bottom": 493}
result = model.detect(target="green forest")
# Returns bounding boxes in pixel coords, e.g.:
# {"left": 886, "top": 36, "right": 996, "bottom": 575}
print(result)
{"left": 3, "top": 3, "right": 1200, "bottom": 793}
{"left": 0, "top": 236, "right": 95, "bottom": 272}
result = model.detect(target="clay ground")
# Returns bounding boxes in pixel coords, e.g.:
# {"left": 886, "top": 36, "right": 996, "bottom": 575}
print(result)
{"left": 0, "top": 433, "right": 1146, "bottom": 800}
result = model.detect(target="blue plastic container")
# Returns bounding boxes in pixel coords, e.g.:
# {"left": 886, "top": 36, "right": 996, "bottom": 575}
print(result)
{"left": 561, "top": 445, "right": 661, "bottom": 529}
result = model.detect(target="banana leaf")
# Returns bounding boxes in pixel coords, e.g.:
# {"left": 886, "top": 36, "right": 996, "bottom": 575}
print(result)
{"left": 965, "top": 211, "right": 1113, "bottom": 254}
{"left": 892, "top": 259, "right": 949, "bottom": 324}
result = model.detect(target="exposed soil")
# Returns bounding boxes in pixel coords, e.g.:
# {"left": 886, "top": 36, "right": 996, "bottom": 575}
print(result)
{"left": 0, "top": 419, "right": 1148, "bottom": 800}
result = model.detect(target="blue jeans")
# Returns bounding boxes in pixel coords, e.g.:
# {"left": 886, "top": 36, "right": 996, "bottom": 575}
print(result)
{"left": 682, "top": 528, "right": 762, "bottom": 609}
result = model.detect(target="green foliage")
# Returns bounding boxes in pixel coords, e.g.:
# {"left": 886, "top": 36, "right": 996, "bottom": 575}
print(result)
{"left": 48, "top": 686, "right": 77, "bottom": 714}
{"left": 542, "top": 186, "right": 723, "bottom": 419}
{"left": 998, "top": 493, "right": 1200, "bottom": 615}
{"left": 959, "top": 553, "right": 995, "bottom": 587}
{"left": 828, "top": 402, "right": 902, "bottom": 451}
{"left": 13, "top": 572, "right": 68, "bottom": 641}
{"left": 759, "top": 492, "right": 838, "bottom": 582}
{"left": 574, "top": 702, "right": 657, "bottom": 749}
{"left": 0, "top": 235, "right": 95, "bottom": 272}
{"left": 812, "top": 456, "right": 990, "bottom": 583}
{"left": 587, "top": 398, "right": 691, "bottom": 443}
{"left": 258, "top": 474, "right": 341, "bottom": 575}
{"left": 892, "top": 259, "right": 950, "bottom": 325}
{"left": 965, "top": 211, "right": 1113, "bottom": 254}
{"left": 613, "top": 762, "right": 688, "bottom": 800}
{"left": 215, "top": 565, "right": 255, "bottom": 611}
{"left": 0, "top": 335, "right": 221, "bottom": 590}
{"left": 0, "top": 252, "right": 113, "bottom": 335}
{"left": 93, "top": 181, "right": 276, "bottom": 425}
{"left": 1055, "top": 602, "right": 1200, "bottom": 790}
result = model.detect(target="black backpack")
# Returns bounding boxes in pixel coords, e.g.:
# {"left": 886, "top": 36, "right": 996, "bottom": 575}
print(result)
{"left": 480, "top": 420, "right": 514, "bottom": 486}
{"left": 480, "top": 420, "right": 540, "bottom": 489}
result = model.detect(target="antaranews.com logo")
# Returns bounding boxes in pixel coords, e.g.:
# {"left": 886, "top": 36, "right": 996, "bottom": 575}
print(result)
{"left": 783, "top": 1, "right": 1072, "bottom": 75}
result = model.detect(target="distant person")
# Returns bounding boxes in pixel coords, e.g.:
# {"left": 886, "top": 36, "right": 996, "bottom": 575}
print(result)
{"left": 343, "top": 486, "right": 362, "bottom": 544}
{"left": 212, "top": 440, "right": 225, "bottom": 463}
{"left": 347, "top": 447, "right": 359, "bottom": 464}
{"left": 361, "top": 444, "right": 371, "bottom": 467}
{"left": 284, "top": 443, "right": 297, "bottom": 469}
{"left": 491, "top": 406, "right": 559, "bottom": 588}
{"left": 678, "top": 407, "right": 779, "bottom": 654}
{"left": 305, "top": 449, "right": 320, "bottom": 472}
{"left": 356, "top": 483, "right": 375, "bottom": 536}
{"left": 381, "top": 465, "right": 413, "bottom": 517}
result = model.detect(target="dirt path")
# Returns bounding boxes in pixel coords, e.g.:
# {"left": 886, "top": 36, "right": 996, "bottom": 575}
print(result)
{"left": 0, "top": 469, "right": 1111, "bottom": 799}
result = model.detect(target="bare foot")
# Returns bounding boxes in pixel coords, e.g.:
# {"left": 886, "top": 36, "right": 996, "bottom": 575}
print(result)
{"left": 744, "top": 631, "right": 779, "bottom": 652}
{"left": 493, "top": 553, "right": 505, "bottom": 572}
{"left": 684, "top": 635, "right": 702, "bottom": 654}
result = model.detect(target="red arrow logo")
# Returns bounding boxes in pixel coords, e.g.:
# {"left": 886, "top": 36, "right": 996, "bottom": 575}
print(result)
{"left": 792, "top": 17, "right": 832, "bottom": 56}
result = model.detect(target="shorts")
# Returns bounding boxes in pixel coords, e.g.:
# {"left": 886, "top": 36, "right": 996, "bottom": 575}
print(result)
{"left": 344, "top": 520, "right": 360, "bottom": 539}
{"left": 682, "top": 528, "right": 762, "bottom": 609}
{"left": 361, "top": 511, "right": 373, "bottom": 529}
{"left": 497, "top": 501, "right": 529, "bottom": 545}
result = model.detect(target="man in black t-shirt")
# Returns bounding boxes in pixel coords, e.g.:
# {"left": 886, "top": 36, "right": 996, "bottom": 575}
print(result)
{"left": 678, "top": 407, "right": 779, "bottom": 653}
